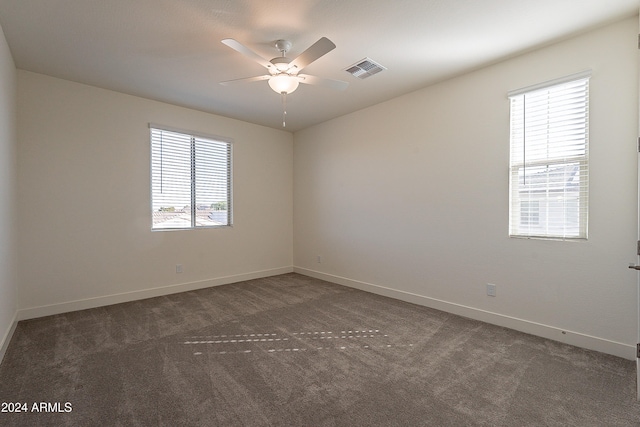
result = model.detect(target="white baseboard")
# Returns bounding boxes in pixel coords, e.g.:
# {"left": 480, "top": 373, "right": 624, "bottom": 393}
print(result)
{"left": 294, "top": 267, "right": 636, "bottom": 361}
{"left": 17, "top": 266, "right": 294, "bottom": 321}
{"left": 0, "top": 311, "right": 18, "bottom": 365}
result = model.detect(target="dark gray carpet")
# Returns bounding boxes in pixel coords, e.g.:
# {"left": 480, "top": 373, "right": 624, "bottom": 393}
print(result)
{"left": 0, "top": 273, "right": 638, "bottom": 426}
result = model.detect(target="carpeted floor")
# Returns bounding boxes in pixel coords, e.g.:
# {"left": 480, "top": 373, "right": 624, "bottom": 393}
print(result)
{"left": 0, "top": 273, "right": 639, "bottom": 426}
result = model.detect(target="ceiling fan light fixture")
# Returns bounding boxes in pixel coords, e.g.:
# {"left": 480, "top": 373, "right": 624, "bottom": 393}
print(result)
{"left": 268, "top": 74, "right": 299, "bottom": 94}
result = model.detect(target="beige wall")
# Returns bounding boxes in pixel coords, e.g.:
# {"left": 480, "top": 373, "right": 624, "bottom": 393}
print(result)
{"left": 17, "top": 71, "right": 293, "bottom": 316}
{"left": 294, "top": 17, "right": 639, "bottom": 359}
{"left": 0, "top": 22, "right": 17, "bottom": 358}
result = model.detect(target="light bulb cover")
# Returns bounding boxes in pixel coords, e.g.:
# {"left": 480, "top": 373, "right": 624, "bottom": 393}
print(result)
{"left": 268, "top": 74, "right": 299, "bottom": 94}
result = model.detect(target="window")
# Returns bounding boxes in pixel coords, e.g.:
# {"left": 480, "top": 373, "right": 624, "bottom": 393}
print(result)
{"left": 150, "top": 125, "right": 232, "bottom": 230}
{"left": 508, "top": 71, "right": 590, "bottom": 240}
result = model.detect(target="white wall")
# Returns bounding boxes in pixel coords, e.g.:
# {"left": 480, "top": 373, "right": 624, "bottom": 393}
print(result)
{"left": 17, "top": 71, "right": 293, "bottom": 317}
{"left": 294, "top": 17, "right": 639, "bottom": 359}
{"left": 0, "top": 22, "right": 17, "bottom": 359}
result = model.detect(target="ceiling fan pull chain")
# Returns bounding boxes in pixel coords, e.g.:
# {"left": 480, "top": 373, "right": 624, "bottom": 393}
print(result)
{"left": 282, "top": 92, "right": 287, "bottom": 127}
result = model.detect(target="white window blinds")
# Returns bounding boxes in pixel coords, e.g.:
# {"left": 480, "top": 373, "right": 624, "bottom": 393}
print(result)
{"left": 151, "top": 126, "right": 232, "bottom": 230}
{"left": 509, "top": 72, "right": 590, "bottom": 240}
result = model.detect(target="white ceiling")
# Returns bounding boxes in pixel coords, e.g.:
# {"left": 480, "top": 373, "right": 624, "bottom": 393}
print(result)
{"left": 0, "top": 1, "right": 637, "bottom": 132}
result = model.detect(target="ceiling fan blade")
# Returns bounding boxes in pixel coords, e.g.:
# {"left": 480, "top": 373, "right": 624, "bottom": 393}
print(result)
{"left": 297, "top": 74, "right": 349, "bottom": 91}
{"left": 289, "top": 37, "right": 336, "bottom": 72}
{"left": 221, "top": 38, "right": 274, "bottom": 70}
{"left": 219, "top": 75, "right": 271, "bottom": 86}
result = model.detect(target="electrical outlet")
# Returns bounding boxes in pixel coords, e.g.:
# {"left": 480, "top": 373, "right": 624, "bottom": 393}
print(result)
{"left": 486, "top": 283, "right": 496, "bottom": 297}
{"left": 176, "top": 264, "right": 183, "bottom": 274}
{"left": 317, "top": 255, "right": 322, "bottom": 264}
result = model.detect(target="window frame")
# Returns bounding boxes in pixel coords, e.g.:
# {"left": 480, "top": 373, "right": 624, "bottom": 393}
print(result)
{"left": 508, "top": 71, "right": 590, "bottom": 241}
{"left": 149, "top": 124, "right": 233, "bottom": 231}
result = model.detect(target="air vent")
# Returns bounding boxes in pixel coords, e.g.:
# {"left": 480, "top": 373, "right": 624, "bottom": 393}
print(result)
{"left": 345, "top": 58, "right": 386, "bottom": 79}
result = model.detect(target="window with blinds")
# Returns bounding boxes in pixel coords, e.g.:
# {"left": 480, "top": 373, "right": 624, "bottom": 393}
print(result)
{"left": 508, "top": 71, "right": 590, "bottom": 240}
{"left": 150, "top": 126, "right": 232, "bottom": 230}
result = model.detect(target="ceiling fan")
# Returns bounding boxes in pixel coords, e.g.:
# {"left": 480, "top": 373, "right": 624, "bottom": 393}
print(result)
{"left": 220, "top": 37, "right": 349, "bottom": 126}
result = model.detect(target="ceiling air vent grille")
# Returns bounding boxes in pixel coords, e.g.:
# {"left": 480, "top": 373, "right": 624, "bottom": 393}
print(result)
{"left": 345, "top": 58, "right": 386, "bottom": 79}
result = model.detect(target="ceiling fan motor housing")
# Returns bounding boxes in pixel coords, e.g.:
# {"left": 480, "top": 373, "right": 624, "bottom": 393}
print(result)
{"left": 271, "top": 40, "right": 294, "bottom": 73}
{"left": 271, "top": 56, "right": 294, "bottom": 73}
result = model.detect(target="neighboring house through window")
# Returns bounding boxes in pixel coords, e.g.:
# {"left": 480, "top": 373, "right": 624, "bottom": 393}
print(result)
{"left": 508, "top": 71, "right": 590, "bottom": 240}
{"left": 150, "top": 125, "right": 232, "bottom": 230}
